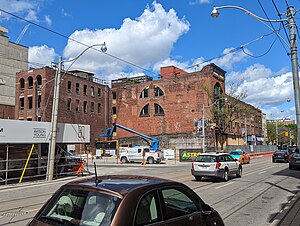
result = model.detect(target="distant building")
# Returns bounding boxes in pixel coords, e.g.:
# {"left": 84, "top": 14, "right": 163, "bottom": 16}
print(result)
{"left": 0, "top": 26, "right": 28, "bottom": 119}
{"left": 15, "top": 67, "right": 110, "bottom": 152}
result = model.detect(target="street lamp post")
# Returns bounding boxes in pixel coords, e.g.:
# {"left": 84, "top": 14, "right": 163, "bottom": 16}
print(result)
{"left": 211, "top": 5, "right": 300, "bottom": 146}
{"left": 202, "top": 97, "right": 227, "bottom": 152}
{"left": 46, "top": 42, "right": 107, "bottom": 181}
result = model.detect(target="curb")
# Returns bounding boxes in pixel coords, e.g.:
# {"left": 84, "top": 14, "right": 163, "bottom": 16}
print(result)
{"left": 271, "top": 190, "right": 300, "bottom": 225}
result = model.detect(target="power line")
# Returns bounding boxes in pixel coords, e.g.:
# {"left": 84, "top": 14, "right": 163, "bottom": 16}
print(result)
{"left": 257, "top": 0, "right": 289, "bottom": 55}
{"left": 185, "top": 27, "right": 284, "bottom": 71}
{"left": 0, "top": 8, "right": 158, "bottom": 77}
{"left": 271, "top": 0, "right": 290, "bottom": 41}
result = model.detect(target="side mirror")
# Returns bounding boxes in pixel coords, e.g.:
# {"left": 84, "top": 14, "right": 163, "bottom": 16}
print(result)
{"left": 202, "top": 203, "right": 212, "bottom": 215}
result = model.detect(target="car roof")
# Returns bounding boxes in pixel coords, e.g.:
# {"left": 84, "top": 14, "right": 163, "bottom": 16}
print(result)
{"left": 63, "top": 175, "right": 175, "bottom": 197}
{"left": 200, "top": 152, "right": 229, "bottom": 156}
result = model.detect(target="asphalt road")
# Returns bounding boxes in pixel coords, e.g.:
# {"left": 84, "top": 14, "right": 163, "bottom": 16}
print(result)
{"left": 0, "top": 155, "right": 299, "bottom": 226}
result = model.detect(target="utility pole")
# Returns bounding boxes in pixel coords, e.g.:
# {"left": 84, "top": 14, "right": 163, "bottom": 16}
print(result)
{"left": 202, "top": 104, "right": 205, "bottom": 152}
{"left": 47, "top": 56, "right": 62, "bottom": 181}
{"left": 276, "top": 120, "right": 279, "bottom": 145}
{"left": 287, "top": 6, "right": 300, "bottom": 147}
{"left": 244, "top": 114, "right": 247, "bottom": 146}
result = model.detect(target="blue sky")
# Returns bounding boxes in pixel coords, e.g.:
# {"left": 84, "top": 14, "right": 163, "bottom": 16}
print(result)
{"left": 0, "top": 0, "right": 299, "bottom": 120}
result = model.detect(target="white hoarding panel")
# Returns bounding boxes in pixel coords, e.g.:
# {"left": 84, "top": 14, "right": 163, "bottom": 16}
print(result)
{"left": 0, "top": 119, "right": 90, "bottom": 144}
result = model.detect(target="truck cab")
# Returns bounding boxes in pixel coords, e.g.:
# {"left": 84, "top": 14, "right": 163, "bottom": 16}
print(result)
{"left": 119, "top": 146, "right": 163, "bottom": 164}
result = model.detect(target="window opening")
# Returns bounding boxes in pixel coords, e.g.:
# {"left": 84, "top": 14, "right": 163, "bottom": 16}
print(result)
{"left": 83, "top": 101, "right": 87, "bottom": 113}
{"left": 84, "top": 85, "right": 87, "bottom": 95}
{"left": 140, "top": 104, "right": 150, "bottom": 116}
{"left": 28, "top": 96, "right": 33, "bottom": 109}
{"left": 154, "top": 104, "right": 164, "bottom": 116}
{"left": 67, "top": 81, "right": 72, "bottom": 93}
{"left": 154, "top": 86, "right": 164, "bottom": 97}
{"left": 28, "top": 76, "right": 33, "bottom": 89}
{"left": 91, "top": 102, "right": 94, "bottom": 112}
{"left": 140, "top": 87, "right": 149, "bottom": 98}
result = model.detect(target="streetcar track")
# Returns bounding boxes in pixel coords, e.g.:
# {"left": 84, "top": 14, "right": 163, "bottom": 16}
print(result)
{"left": 0, "top": 192, "right": 53, "bottom": 205}
{"left": 221, "top": 175, "right": 291, "bottom": 220}
{"left": 0, "top": 202, "right": 45, "bottom": 215}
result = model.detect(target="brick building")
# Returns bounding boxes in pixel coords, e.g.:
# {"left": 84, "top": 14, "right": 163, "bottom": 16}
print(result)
{"left": 110, "top": 63, "right": 264, "bottom": 150}
{"left": 15, "top": 67, "right": 110, "bottom": 151}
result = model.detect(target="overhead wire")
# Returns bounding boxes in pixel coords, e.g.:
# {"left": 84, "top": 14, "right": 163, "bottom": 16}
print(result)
{"left": 257, "top": 0, "right": 289, "bottom": 55}
{"left": 272, "top": 0, "right": 290, "bottom": 41}
{"left": 185, "top": 27, "right": 284, "bottom": 71}
{"left": 0, "top": 8, "right": 158, "bottom": 77}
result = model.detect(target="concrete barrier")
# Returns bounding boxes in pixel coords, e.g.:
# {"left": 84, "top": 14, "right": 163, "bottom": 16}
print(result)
{"left": 249, "top": 152, "right": 274, "bottom": 157}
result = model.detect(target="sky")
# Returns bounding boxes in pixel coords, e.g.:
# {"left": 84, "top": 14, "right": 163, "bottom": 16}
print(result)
{"left": 0, "top": 0, "right": 299, "bottom": 121}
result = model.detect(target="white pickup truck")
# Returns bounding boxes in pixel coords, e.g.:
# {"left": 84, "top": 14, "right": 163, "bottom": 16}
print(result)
{"left": 119, "top": 146, "right": 163, "bottom": 164}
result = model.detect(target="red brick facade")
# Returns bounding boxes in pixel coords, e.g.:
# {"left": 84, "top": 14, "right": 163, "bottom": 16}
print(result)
{"left": 111, "top": 64, "right": 226, "bottom": 147}
{"left": 15, "top": 67, "right": 110, "bottom": 152}
{"left": 0, "top": 104, "right": 15, "bottom": 119}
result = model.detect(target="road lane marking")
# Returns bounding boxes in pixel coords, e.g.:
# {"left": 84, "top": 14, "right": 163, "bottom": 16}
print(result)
{"left": 258, "top": 171, "right": 266, "bottom": 174}
{"left": 215, "top": 182, "right": 235, "bottom": 189}
{"left": 243, "top": 165, "right": 275, "bottom": 177}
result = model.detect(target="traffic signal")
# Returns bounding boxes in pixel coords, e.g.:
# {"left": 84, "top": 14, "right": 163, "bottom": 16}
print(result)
{"left": 285, "top": 131, "right": 289, "bottom": 137}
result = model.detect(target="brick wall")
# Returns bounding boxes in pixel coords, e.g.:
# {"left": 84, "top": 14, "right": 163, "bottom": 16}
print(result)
{"left": 15, "top": 67, "right": 110, "bottom": 152}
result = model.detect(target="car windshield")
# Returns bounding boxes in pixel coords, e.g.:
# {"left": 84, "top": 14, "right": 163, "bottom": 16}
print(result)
{"left": 195, "top": 155, "right": 217, "bottom": 162}
{"left": 37, "top": 188, "right": 121, "bottom": 226}
{"left": 230, "top": 151, "right": 242, "bottom": 155}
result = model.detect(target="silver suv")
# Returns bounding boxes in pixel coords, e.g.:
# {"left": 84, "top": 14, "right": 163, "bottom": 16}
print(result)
{"left": 191, "top": 152, "right": 242, "bottom": 181}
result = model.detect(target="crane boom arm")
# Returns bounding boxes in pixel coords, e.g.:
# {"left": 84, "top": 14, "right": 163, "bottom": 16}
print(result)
{"left": 103, "top": 123, "right": 160, "bottom": 151}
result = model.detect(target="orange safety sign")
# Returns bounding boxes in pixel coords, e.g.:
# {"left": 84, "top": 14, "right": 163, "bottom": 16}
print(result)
{"left": 72, "top": 161, "right": 86, "bottom": 176}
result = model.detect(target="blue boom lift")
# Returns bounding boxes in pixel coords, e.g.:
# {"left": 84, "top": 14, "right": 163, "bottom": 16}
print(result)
{"left": 101, "top": 123, "right": 160, "bottom": 151}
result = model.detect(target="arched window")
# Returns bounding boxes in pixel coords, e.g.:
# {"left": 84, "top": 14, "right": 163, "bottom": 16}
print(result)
{"left": 140, "top": 87, "right": 149, "bottom": 98}
{"left": 19, "top": 78, "right": 25, "bottom": 89}
{"left": 154, "top": 103, "right": 164, "bottom": 116}
{"left": 28, "top": 76, "right": 33, "bottom": 89}
{"left": 154, "top": 85, "right": 164, "bottom": 97}
{"left": 36, "top": 75, "right": 42, "bottom": 86}
{"left": 140, "top": 104, "right": 150, "bottom": 116}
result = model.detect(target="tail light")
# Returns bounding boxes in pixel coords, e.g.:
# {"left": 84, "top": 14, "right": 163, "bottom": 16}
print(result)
{"left": 192, "top": 162, "right": 194, "bottom": 169}
{"left": 272, "top": 153, "right": 275, "bottom": 156}
{"left": 216, "top": 162, "right": 221, "bottom": 169}
{"left": 284, "top": 154, "right": 288, "bottom": 157}
{"left": 157, "top": 152, "right": 160, "bottom": 157}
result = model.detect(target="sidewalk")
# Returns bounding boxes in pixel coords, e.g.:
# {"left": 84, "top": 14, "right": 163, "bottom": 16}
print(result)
{"left": 273, "top": 190, "right": 300, "bottom": 226}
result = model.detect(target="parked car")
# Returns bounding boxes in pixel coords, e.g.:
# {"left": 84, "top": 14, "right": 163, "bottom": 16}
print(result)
{"left": 28, "top": 175, "right": 225, "bottom": 226}
{"left": 191, "top": 152, "right": 242, "bottom": 182}
{"left": 229, "top": 149, "right": 251, "bottom": 164}
{"left": 119, "top": 146, "right": 163, "bottom": 164}
{"left": 289, "top": 152, "right": 300, "bottom": 170}
{"left": 272, "top": 150, "right": 289, "bottom": 163}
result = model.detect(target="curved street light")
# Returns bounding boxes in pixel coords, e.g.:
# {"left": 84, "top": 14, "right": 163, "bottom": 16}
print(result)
{"left": 47, "top": 42, "right": 107, "bottom": 181}
{"left": 211, "top": 5, "right": 300, "bottom": 147}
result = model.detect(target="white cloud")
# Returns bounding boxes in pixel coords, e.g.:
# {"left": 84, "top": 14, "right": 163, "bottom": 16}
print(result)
{"left": 226, "top": 64, "right": 294, "bottom": 108}
{"left": 45, "top": 15, "right": 52, "bottom": 26}
{"left": 0, "top": 0, "right": 40, "bottom": 21}
{"left": 25, "top": 9, "right": 39, "bottom": 22}
{"left": 28, "top": 45, "right": 56, "bottom": 67}
{"left": 189, "top": 0, "right": 211, "bottom": 5}
{"left": 63, "top": 1, "right": 190, "bottom": 81}
{"left": 211, "top": 48, "right": 249, "bottom": 70}
{"left": 61, "top": 8, "right": 71, "bottom": 17}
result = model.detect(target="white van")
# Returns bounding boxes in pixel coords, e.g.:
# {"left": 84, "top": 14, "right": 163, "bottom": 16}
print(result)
{"left": 119, "top": 146, "right": 163, "bottom": 164}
